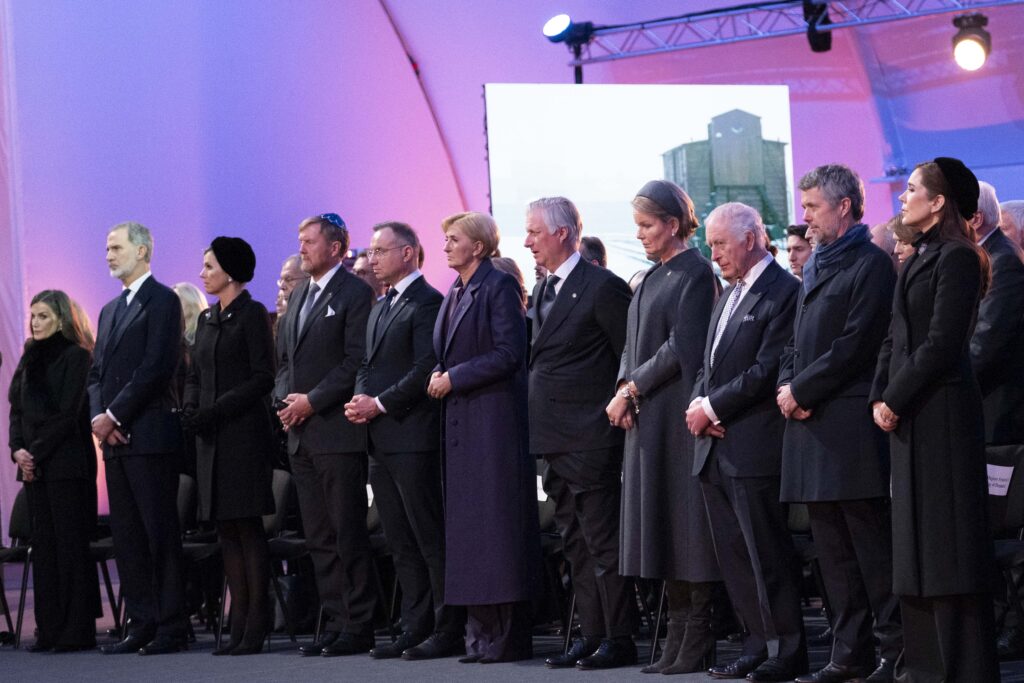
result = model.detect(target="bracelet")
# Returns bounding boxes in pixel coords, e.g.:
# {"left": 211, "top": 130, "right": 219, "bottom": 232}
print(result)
{"left": 619, "top": 384, "right": 640, "bottom": 416}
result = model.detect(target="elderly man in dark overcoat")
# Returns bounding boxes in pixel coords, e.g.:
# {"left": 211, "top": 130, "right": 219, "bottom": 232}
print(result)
{"left": 777, "top": 165, "right": 902, "bottom": 683}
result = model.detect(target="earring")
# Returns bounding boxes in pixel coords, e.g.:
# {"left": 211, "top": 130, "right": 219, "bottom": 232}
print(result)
{"left": 228, "top": 277, "right": 233, "bottom": 283}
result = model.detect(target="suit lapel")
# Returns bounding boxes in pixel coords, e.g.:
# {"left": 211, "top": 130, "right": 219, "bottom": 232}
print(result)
{"left": 901, "top": 243, "right": 938, "bottom": 294}
{"left": 530, "top": 260, "right": 589, "bottom": 363}
{"left": 444, "top": 259, "right": 494, "bottom": 355}
{"left": 709, "top": 264, "right": 777, "bottom": 379}
{"left": 295, "top": 273, "right": 343, "bottom": 349}
{"left": 369, "top": 278, "right": 420, "bottom": 361}
{"left": 105, "top": 278, "right": 153, "bottom": 359}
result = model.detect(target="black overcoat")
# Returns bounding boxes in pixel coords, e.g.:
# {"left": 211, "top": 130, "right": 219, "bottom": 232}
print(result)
{"left": 779, "top": 237, "right": 895, "bottom": 501}
{"left": 185, "top": 291, "right": 275, "bottom": 521}
{"left": 870, "top": 231, "right": 995, "bottom": 596}
{"left": 618, "top": 249, "right": 720, "bottom": 582}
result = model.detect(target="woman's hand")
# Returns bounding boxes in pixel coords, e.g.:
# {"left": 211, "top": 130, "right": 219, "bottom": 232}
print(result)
{"left": 13, "top": 448, "right": 35, "bottom": 482}
{"left": 606, "top": 394, "right": 634, "bottom": 431}
{"left": 427, "top": 371, "right": 452, "bottom": 399}
{"left": 872, "top": 401, "right": 899, "bottom": 432}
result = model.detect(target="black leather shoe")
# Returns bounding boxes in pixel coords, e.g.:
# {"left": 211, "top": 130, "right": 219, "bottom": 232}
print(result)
{"left": 101, "top": 633, "right": 153, "bottom": 655}
{"left": 458, "top": 654, "right": 482, "bottom": 663}
{"left": 370, "top": 631, "right": 423, "bottom": 659}
{"left": 299, "top": 631, "right": 339, "bottom": 656}
{"left": 402, "top": 631, "right": 464, "bottom": 660}
{"left": 796, "top": 661, "right": 874, "bottom": 683}
{"left": 545, "top": 637, "right": 600, "bottom": 668}
{"left": 747, "top": 656, "right": 802, "bottom": 682}
{"left": 709, "top": 654, "right": 767, "bottom": 679}
{"left": 138, "top": 636, "right": 188, "bottom": 655}
{"left": 865, "top": 659, "right": 895, "bottom": 683}
{"left": 321, "top": 632, "right": 374, "bottom": 657}
{"left": 576, "top": 639, "right": 638, "bottom": 670}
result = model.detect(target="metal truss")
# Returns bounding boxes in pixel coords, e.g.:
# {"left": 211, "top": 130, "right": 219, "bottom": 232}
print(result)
{"left": 572, "top": 0, "right": 1024, "bottom": 65}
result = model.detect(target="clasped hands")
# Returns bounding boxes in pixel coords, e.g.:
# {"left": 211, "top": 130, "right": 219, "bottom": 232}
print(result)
{"left": 344, "top": 394, "right": 381, "bottom": 424}
{"left": 872, "top": 401, "right": 899, "bottom": 432}
{"left": 776, "top": 384, "right": 812, "bottom": 421}
{"left": 276, "top": 393, "right": 313, "bottom": 432}
{"left": 426, "top": 371, "right": 452, "bottom": 400}
{"left": 685, "top": 399, "right": 725, "bottom": 439}
{"left": 13, "top": 448, "right": 35, "bottom": 482}
{"left": 91, "top": 413, "right": 129, "bottom": 447}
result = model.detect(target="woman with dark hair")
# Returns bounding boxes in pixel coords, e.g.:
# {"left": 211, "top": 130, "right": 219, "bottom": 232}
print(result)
{"left": 9, "top": 289, "right": 100, "bottom": 652}
{"left": 606, "top": 180, "right": 721, "bottom": 674}
{"left": 871, "top": 158, "right": 998, "bottom": 680}
{"left": 427, "top": 211, "right": 541, "bottom": 663}
{"left": 183, "top": 237, "right": 276, "bottom": 655}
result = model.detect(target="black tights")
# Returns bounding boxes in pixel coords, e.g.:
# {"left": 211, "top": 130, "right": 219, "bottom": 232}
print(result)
{"left": 217, "top": 517, "right": 270, "bottom": 647}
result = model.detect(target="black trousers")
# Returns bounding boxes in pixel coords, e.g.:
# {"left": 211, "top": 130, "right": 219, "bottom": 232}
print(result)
{"left": 369, "top": 446, "right": 464, "bottom": 636}
{"left": 898, "top": 593, "right": 998, "bottom": 682}
{"left": 807, "top": 499, "right": 902, "bottom": 665}
{"left": 700, "top": 456, "right": 806, "bottom": 666}
{"left": 25, "top": 478, "right": 100, "bottom": 647}
{"left": 542, "top": 446, "right": 637, "bottom": 639}
{"left": 105, "top": 453, "right": 186, "bottom": 639}
{"left": 289, "top": 446, "right": 377, "bottom": 635}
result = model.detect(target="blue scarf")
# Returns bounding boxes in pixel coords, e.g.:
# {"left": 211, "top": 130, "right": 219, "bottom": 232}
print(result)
{"left": 802, "top": 223, "right": 869, "bottom": 292}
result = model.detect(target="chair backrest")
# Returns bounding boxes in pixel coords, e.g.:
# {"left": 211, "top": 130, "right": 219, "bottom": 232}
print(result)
{"left": 177, "top": 473, "right": 198, "bottom": 533}
{"left": 988, "top": 444, "right": 1024, "bottom": 534}
{"left": 263, "top": 469, "right": 292, "bottom": 538}
{"left": 8, "top": 488, "right": 31, "bottom": 545}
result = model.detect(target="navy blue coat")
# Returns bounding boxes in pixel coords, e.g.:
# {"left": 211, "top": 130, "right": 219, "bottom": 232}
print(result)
{"left": 432, "top": 258, "right": 541, "bottom": 604}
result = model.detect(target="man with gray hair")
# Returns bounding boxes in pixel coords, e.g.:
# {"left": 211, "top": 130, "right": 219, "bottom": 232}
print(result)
{"left": 686, "top": 202, "right": 806, "bottom": 681}
{"left": 1001, "top": 199, "right": 1024, "bottom": 248}
{"left": 970, "top": 182, "right": 1024, "bottom": 447}
{"left": 523, "top": 196, "right": 637, "bottom": 669}
{"left": 88, "top": 221, "right": 187, "bottom": 654}
{"left": 778, "top": 164, "right": 901, "bottom": 683}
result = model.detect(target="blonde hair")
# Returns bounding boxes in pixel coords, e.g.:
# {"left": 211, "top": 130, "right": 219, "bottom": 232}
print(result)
{"left": 441, "top": 212, "right": 500, "bottom": 258}
{"left": 173, "top": 282, "right": 209, "bottom": 345}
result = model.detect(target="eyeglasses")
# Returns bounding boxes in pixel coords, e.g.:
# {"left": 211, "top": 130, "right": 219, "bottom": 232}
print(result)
{"left": 320, "top": 213, "right": 347, "bottom": 230}
{"left": 366, "top": 244, "right": 410, "bottom": 259}
{"left": 276, "top": 275, "right": 305, "bottom": 288}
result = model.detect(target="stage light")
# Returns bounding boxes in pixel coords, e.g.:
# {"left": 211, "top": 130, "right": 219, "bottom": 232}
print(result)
{"left": 541, "top": 14, "right": 595, "bottom": 47}
{"left": 803, "top": 1, "right": 832, "bottom": 53}
{"left": 543, "top": 14, "right": 572, "bottom": 41}
{"left": 953, "top": 13, "right": 990, "bottom": 71}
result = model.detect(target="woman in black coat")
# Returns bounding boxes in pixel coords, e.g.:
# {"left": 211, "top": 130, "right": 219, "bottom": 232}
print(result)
{"left": 606, "top": 180, "right": 720, "bottom": 674}
{"left": 183, "top": 237, "right": 275, "bottom": 655}
{"left": 428, "top": 212, "right": 541, "bottom": 663}
{"left": 871, "top": 158, "right": 998, "bottom": 681}
{"left": 9, "top": 289, "right": 100, "bottom": 651}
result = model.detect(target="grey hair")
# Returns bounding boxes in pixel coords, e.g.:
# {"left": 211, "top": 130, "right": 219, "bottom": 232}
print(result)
{"left": 528, "top": 196, "right": 582, "bottom": 248}
{"left": 110, "top": 221, "right": 154, "bottom": 262}
{"left": 281, "top": 253, "right": 302, "bottom": 271}
{"left": 706, "top": 202, "right": 767, "bottom": 244}
{"left": 1002, "top": 201, "right": 1024, "bottom": 229}
{"left": 976, "top": 181, "right": 1000, "bottom": 232}
{"left": 798, "top": 164, "right": 865, "bottom": 221}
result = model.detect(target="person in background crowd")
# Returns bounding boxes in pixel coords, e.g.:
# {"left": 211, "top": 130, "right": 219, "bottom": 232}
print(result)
{"left": 525, "top": 197, "right": 636, "bottom": 670}
{"left": 275, "top": 213, "right": 378, "bottom": 657}
{"left": 88, "top": 221, "right": 187, "bottom": 655}
{"left": 172, "top": 281, "right": 210, "bottom": 477}
{"left": 892, "top": 220, "right": 919, "bottom": 266}
{"left": 608, "top": 181, "right": 721, "bottom": 674}
{"left": 275, "top": 254, "right": 307, "bottom": 321}
{"left": 999, "top": 200, "right": 1024, "bottom": 247}
{"left": 687, "top": 202, "right": 806, "bottom": 682}
{"left": 184, "top": 237, "right": 276, "bottom": 656}
{"left": 428, "top": 211, "right": 541, "bottom": 663}
{"left": 491, "top": 257, "right": 528, "bottom": 310}
{"left": 10, "top": 289, "right": 100, "bottom": 652}
{"left": 871, "top": 157, "right": 998, "bottom": 681}
{"left": 870, "top": 218, "right": 899, "bottom": 269}
{"left": 780, "top": 165, "right": 901, "bottom": 683}
{"left": 353, "top": 249, "right": 389, "bottom": 301}
{"left": 579, "top": 235, "right": 608, "bottom": 268}
{"left": 68, "top": 299, "right": 96, "bottom": 351}
{"left": 785, "top": 224, "right": 812, "bottom": 279}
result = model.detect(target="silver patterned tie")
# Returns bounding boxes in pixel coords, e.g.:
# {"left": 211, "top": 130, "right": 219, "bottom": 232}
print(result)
{"left": 710, "top": 279, "right": 744, "bottom": 367}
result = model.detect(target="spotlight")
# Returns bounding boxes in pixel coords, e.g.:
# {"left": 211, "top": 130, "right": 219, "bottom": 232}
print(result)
{"left": 953, "top": 13, "right": 990, "bottom": 71}
{"left": 542, "top": 14, "right": 595, "bottom": 47}
{"left": 803, "top": 1, "right": 832, "bottom": 53}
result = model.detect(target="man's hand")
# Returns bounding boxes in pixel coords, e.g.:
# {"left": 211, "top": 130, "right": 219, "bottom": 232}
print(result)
{"left": 106, "top": 429, "right": 129, "bottom": 446}
{"left": 91, "top": 413, "right": 116, "bottom": 441}
{"left": 606, "top": 393, "right": 634, "bottom": 431}
{"left": 427, "top": 372, "right": 452, "bottom": 400}
{"left": 872, "top": 401, "right": 899, "bottom": 433}
{"left": 344, "top": 394, "right": 381, "bottom": 424}
{"left": 686, "top": 398, "right": 725, "bottom": 438}
{"left": 277, "top": 393, "right": 314, "bottom": 431}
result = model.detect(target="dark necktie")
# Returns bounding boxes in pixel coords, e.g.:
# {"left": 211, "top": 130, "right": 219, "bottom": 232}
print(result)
{"left": 538, "top": 274, "right": 561, "bottom": 327}
{"left": 111, "top": 289, "right": 130, "bottom": 329}
{"left": 298, "top": 282, "right": 320, "bottom": 331}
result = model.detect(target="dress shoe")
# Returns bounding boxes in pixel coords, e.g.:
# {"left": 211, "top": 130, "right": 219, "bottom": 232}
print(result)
{"left": 299, "top": 631, "right": 339, "bottom": 656}
{"left": 795, "top": 661, "right": 873, "bottom": 683}
{"left": 138, "top": 636, "right": 187, "bottom": 655}
{"left": 747, "top": 656, "right": 803, "bottom": 682}
{"left": 576, "top": 638, "right": 638, "bottom": 670}
{"left": 320, "top": 632, "right": 375, "bottom": 657}
{"left": 865, "top": 659, "right": 895, "bottom": 683}
{"left": 401, "top": 631, "right": 464, "bottom": 660}
{"left": 101, "top": 633, "right": 153, "bottom": 655}
{"left": 545, "top": 637, "right": 600, "bottom": 668}
{"left": 370, "top": 631, "right": 423, "bottom": 659}
{"left": 458, "top": 654, "right": 483, "bottom": 663}
{"left": 709, "top": 654, "right": 767, "bottom": 679}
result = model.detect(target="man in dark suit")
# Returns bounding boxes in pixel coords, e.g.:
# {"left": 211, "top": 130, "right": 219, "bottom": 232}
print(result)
{"left": 275, "top": 213, "right": 378, "bottom": 656}
{"left": 344, "top": 221, "right": 464, "bottom": 660}
{"left": 523, "top": 197, "right": 636, "bottom": 670}
{"left": 778, "top": 165, "right": 902, "bottom": 683}
{"left": 87, "top": 221, "right": 187, "bottom": 655}
{"left": 970, "top": 181, "right": 1024, "bottom": 446}
{"left": 685, "top": 202, "right": 806, "bottom": 682}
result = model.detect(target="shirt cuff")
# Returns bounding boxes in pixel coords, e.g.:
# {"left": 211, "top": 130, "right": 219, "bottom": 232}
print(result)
{"left": 701, "top": 396, "right": 720, "bottom": 425}
{"left": 106, "top": 409, "right": 121, "bottom": 426}
{"left": 373, "top": 397, "right": 387, "bottom": 415}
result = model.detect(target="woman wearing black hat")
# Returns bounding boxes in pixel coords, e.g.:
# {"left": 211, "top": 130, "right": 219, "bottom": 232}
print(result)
{"left": 184, "top": 236, "right": 276, "bottom": 655}
{"left": 871, "top": 158, "right": 998, "bottom": 680}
